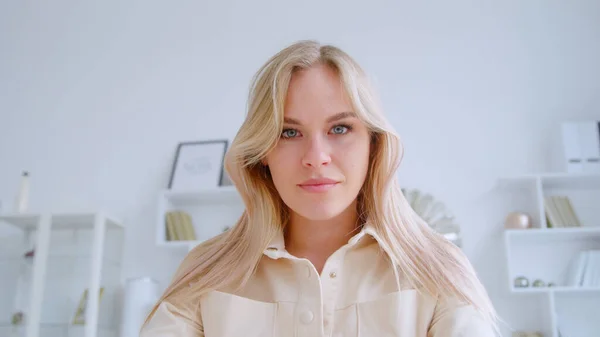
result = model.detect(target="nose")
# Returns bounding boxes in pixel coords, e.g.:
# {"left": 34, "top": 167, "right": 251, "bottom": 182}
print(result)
{"left": 301, "top": 136, "right": 331, "bottom": 168}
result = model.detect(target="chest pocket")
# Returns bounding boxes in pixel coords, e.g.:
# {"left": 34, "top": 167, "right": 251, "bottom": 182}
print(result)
{"left": 201, "top": 291, "right": 277, "bottom": 337}
{"left": 333, "top": 289, "right": 432, "bottom": 337}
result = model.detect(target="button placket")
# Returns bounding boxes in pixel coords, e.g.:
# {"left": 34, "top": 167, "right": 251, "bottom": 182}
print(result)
{"left": 321, "top": 251, "right": 344, "bottom": 336}
{"left": 322, "top": 271, "right": 337, "bottom": 336}
{"left": 294, "top": 259, "right": 322, "bottom": 337}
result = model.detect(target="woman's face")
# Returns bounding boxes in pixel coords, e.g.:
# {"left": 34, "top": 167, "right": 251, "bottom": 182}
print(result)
{"left": 264, "top": 63, "right": 371, "bottom": 221}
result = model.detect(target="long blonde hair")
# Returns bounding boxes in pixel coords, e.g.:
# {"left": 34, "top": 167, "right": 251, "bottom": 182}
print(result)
{"left": 143, "top": 40, "right": 499, "bottom": 333}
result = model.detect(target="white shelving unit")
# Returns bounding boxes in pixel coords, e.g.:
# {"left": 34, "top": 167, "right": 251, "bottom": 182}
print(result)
{"left": 499, "top": 172, "right": 600, "bottom": 337}
{"left": 155, "top": 186, "right": 244, "bottom": 252}
{"left": 0, "top": 212, "right": 125, "bottom": 337}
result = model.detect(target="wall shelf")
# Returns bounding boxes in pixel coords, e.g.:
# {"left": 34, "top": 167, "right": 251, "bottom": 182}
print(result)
{"left": 161, "top": 186, "right": 241, "bottom": 204}
{"left": 0, "top": 213, "right": 124, "bottom": 231}
{"left": 156, "top": 187, "right": 243, "bottom": 249}
{"left": 499, "top": 172, "right": 600, "bottom": 189}
{"left": 511, "top": 286, "right": 600, "bottom": 294}
{"left": 505, "top": 227, "right": 600, "bottom": 244}
{"left": 499, "top": 172, "right": 600, "bottom": 337}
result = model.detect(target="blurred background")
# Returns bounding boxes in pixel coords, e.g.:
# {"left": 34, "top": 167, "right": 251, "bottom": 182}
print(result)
{"left": 1, "top": 1, "right": 599, "bottom": 337}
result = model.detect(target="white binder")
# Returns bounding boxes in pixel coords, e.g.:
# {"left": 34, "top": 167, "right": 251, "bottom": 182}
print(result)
{"left": 579, "top": 121, "right": 600, "bottom": 173}
{"left": 561, "top": 121, "right": 600, "bottom": 173}
{"left": 561, "top": 122, "right": 583, "bottom": 173}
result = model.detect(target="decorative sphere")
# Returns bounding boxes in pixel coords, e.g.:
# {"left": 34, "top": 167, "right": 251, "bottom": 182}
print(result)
{"left": 504, "top": 212, "right": 532, "bottom": 230}
{"left": 514, "top": 276, "right": 529, "bottom": 288}
{"left": 532, "top": 279, "right": 546, "bottom": 287}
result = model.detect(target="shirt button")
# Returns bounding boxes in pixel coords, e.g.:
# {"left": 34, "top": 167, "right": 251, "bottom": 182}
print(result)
{"left": 329, "top": 271, "right": 337, "bottom": 278}
{"left": 300, "top": 310, "right": 314, "bottom": 324}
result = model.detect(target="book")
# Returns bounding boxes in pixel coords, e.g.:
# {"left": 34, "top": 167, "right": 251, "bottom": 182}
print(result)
{"left": 565, "top": 250, "right": 600, "bottom": 287}
{"left": 544, "top": 195, "right": 581, "bottom": 228}
{"left": 165, "top": 210, "right": 197, "bottom": 241}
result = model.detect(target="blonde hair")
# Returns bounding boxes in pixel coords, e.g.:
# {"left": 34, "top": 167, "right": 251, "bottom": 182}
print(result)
{"left": 143, "top": 40, "right": 499, "bottom": 334}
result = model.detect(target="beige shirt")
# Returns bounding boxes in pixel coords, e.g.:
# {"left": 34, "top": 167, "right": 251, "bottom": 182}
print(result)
{"left": 141, "top": 226, "right": 495, "bottom": 337}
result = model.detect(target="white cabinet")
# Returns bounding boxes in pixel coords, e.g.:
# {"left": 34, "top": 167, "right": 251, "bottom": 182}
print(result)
{"left": 499, "top": 172, "right": 600, "bottom": 337}
{"left": 0, "top": 213, "right": 125, "bottom": 337}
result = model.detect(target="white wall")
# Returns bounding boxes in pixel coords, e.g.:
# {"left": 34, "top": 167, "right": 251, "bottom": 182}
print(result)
{"left": 1, "top": 0, "right": 599, "bottom": 335}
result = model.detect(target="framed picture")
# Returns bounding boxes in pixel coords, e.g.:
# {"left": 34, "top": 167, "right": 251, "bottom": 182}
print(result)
{"left": 168, "top": 140, "right": 228, "bottom": 190}
{"left": 220, "top": 168, "right": 234, "bottom": 186}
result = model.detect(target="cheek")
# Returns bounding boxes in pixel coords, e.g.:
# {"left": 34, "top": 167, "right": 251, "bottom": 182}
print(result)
{"left": 337, "top": 136, "right": 371, "bottom": 173}
{"left": 267, "top": 146, "right": 296, "bottom": 181}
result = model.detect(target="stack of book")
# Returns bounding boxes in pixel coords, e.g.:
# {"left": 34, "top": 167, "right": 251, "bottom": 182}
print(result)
{"left": 565, "top": 250, "right": 600, "bottom": 287}
{"left": 165, "top": 210, "right": 197, "bottom": 241}
{"left": 544, "top": 195, "right": 582, "bottom": 228}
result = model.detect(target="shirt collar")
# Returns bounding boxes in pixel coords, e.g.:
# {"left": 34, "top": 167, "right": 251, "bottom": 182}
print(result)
{"left": 263, "top": 222, "right": 382, "bottom": 258}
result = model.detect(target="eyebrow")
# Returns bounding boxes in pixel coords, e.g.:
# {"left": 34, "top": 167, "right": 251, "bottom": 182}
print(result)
{"left": 283, "top": 111, "right": 357, "bottom": 125}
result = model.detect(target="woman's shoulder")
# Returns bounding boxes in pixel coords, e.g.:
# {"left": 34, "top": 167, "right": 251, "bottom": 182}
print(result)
{"left": 140, "top": 298, "right": 204, "bottom": 337}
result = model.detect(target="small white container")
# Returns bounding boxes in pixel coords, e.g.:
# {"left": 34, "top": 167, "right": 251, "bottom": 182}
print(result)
{"left": 15, "top": 171, "right": 30, "bottom": 213}
{"left": 561, "top": 121, "right": 600, "bottom": 173}
{"left": 119, "top": 277, "right": 160, "bottom": 337}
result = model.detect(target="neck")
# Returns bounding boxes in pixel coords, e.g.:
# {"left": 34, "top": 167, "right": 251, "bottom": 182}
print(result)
{"left": 284, "top": 201, "right": 361, "bottom": 274}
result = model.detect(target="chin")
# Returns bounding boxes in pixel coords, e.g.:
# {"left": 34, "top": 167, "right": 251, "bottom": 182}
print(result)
{"left": 292, "top": 202, "right": 350, "bottom": 221}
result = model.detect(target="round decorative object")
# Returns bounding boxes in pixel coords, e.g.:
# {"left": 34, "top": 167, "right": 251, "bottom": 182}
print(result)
{"left": 514, "top": 276, "right": 529, "bottom": 288}
{"left": 532, "top": 279, "right": 546, "bottom": 287}
{"left": 504, "top": 212, "right": 532, "bottom": 230}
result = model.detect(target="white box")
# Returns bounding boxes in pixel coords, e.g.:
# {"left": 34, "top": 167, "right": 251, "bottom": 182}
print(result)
{"left": 561, "top": 121, "right": 600, "bottom": 173}
{"left": 579, "top": 121, "right": 600, "bottom": 173}
{"left": 562, "top": 122, "right": 583, "bottom": 173}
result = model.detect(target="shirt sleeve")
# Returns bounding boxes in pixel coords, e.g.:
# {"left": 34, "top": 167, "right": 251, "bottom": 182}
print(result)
{"left": 140, "top": 300, "right": 204, "bottom": 337}
{"left": 427, "top": 296, "right": 497, "bottom": 337}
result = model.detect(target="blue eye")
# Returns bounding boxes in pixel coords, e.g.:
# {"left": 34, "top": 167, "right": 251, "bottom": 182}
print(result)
{"left": 331, "top": 125, "right": 351, "bottom": 134}
{"left": 282, "top": 129, "right": 299, "bottom": 138}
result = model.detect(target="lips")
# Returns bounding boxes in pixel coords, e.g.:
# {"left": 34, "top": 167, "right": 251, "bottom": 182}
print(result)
{"left": 298, "top": 178, "right": 340, "bottom": 192}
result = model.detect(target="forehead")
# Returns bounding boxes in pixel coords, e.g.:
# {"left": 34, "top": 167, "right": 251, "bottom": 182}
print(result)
{"left": 284, "top": 63, "right": 353, "bottom": 120}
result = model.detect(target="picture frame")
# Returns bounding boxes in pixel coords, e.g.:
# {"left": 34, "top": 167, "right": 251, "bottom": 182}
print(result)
{"left": 168, "top": 140, "right": 229, "bottom": 190}
{"left": 219, "top": 167, "right": 234, "bottom": 187}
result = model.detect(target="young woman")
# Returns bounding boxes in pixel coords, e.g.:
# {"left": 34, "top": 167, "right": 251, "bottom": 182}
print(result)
{"left": 140, "top": 40, "right": 500, "bottom": 337}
